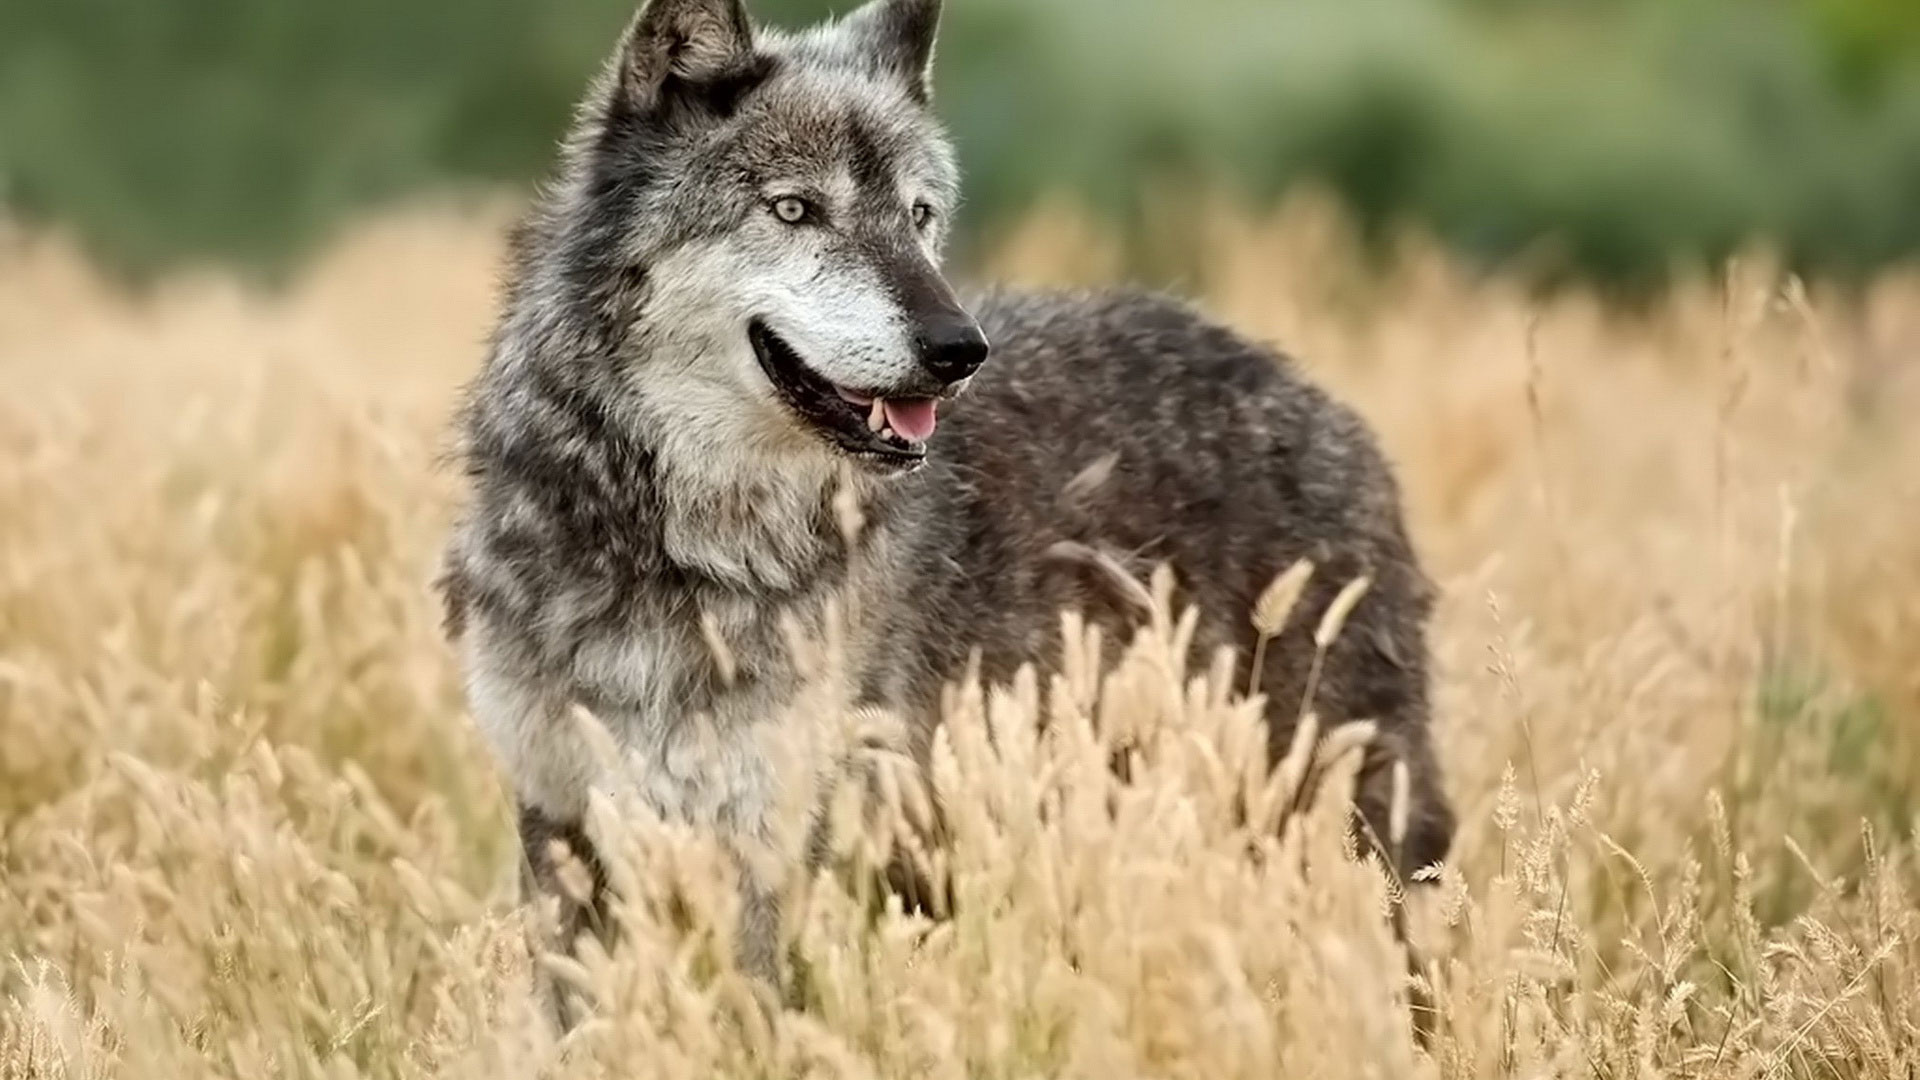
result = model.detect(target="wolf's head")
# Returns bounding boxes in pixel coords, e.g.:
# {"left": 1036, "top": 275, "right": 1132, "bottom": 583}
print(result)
{"left": 516, "top": 0, "right": 985, "bottom": 481}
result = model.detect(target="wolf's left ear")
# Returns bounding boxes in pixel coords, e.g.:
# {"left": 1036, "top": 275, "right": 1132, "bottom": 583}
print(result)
{"left": 843, "top": 0, "right": 942, "bottom": 104}
{"left": 622, "top": 0, "right": 758, "bottom": 111}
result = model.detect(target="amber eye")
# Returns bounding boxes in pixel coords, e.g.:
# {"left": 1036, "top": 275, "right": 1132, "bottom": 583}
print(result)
{"left": 771, "top": 196, "right": 812, "bottom": 225}
{"left": 911, "top": 202, "right": 935, "bottom": 230}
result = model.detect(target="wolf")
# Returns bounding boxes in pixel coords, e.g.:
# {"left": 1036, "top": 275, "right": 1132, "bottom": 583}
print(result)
{"left": 440, "top": 0, "right": 1454, "bottom": 1029}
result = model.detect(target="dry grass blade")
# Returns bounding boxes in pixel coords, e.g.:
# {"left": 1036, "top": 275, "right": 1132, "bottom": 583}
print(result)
{"left": 1248, "top": 557, "right": 1315, "bottom": 697}
{"left": 1314, "top": 574, "right": 1373, "bottom": 650}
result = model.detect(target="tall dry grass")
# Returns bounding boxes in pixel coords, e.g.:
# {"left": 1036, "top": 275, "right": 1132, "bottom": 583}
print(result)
{"left": 2, "top": 199, "right": 1918, "bottom": 1078}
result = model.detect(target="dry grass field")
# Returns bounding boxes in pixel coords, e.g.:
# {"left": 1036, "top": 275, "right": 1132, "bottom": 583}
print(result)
{"left": 3, "top": 200, "right": 1919, "bottom": 1078}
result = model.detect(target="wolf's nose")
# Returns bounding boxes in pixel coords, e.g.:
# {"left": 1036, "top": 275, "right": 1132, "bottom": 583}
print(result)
{"left": 919, "top": 319, "right": 991, "bottom": 383}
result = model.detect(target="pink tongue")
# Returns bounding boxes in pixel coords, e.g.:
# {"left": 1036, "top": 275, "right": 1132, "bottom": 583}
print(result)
{"left": 882, "top": 398, "right": 938, "bottom": 442}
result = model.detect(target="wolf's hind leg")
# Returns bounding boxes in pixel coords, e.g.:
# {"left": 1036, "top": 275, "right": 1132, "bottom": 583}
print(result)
{"left": 1350, "top": 725, "right": 1455, "bottom": 884}
{"left": 1350, "top": 723, "right": 1455, "bottom": 1045}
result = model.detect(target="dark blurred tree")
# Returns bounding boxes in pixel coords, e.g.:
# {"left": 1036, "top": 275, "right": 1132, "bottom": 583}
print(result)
{"left": 1, "top": 0, "right": 1916, "bottom": 288}
{"left": 1804, "top": 0, "right": 1920, "bottom": 96}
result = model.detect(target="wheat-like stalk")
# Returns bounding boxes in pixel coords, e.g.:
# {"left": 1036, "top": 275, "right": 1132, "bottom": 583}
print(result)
{"left": 1247, "top": 557, "right": 1315, "bottom": 697}
{"left": 1294, "top": 573, "right": 1372, "bottom": 723}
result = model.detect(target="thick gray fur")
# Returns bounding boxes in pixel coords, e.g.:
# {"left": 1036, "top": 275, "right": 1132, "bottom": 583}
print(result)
{"left": 440, "top": 0, "right": 1453, "bottom": 1028}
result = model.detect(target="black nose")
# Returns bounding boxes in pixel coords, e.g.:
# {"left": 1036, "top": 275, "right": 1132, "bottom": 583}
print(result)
{"left": 918, "top": 317, "right": 990, "bottom": 383}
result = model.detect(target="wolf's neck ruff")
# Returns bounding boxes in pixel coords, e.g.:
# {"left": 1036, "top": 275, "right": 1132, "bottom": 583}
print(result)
{"left": 646, "top": 416, "right": 863, "bottom": 592}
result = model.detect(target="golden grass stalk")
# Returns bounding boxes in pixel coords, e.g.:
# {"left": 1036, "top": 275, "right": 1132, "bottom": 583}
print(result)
{"left": 1247, "top": 556, "right": 1314, "bottom": 698}
{"left": 1293, "top": 573, "right": 1372, "bottom": 724}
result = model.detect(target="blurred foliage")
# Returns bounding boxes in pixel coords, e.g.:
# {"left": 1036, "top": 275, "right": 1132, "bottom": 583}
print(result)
{"left": 2, "top": 0, "right": 1918, "bottom": 286}
{"left": 1806, "top": 0, "right": 1920, "bottom": 94}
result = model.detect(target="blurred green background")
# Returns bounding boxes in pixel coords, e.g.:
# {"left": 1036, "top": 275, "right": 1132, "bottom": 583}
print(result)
{"left": 2, "top": 0, "right": 1918, "bottom": 286}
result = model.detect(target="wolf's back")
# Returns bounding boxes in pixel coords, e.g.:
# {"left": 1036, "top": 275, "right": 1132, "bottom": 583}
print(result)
{"left": 896, "top": 287, "right": 1454, "bottom": 874}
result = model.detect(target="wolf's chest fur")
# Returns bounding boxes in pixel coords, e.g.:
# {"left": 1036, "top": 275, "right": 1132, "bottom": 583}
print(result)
{"left": 568, "top": 609, "right": 793, "bottom": 835}
{"left": 482, "top": 460, "right": 885, "bottom": 842}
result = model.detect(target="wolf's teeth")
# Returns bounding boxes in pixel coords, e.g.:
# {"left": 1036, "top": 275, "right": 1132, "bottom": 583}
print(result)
{"left": 868, "top": 398, "right": 886, "bottom": 432}
{"left": 881, "top": 426, "right": 896, "bottom": 441}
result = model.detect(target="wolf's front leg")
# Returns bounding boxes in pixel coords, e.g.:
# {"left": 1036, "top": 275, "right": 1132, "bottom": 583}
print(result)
{"left": 517, "top": 803, "right": 614, "bottom": 1031}
{"left": 461, "top": 625, "right": 608, "bottom": 1033}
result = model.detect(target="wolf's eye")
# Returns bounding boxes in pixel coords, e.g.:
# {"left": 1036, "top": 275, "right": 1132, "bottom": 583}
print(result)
{"left": 771, "top": 197, "right": 813, "bottom": 225}
{"left": 911, "top": 202, "right": 936, "bottom": 230}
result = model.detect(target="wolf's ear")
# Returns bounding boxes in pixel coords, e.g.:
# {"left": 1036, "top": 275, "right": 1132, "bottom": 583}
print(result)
{"left": 621, "top": 0, "right": 757, "bottom": 111}
{"left": 842, "top": 0, "right": 942, "bottom": 105}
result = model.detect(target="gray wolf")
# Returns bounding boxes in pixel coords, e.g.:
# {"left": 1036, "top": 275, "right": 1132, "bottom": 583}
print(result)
{"left": 439, "top": 0, "right": 1453, "bottom": 1029}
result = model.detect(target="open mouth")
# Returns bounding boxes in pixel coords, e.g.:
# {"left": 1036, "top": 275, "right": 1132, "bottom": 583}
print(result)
{"left": 748, "top": 319, "right": 939, "bottom": 466}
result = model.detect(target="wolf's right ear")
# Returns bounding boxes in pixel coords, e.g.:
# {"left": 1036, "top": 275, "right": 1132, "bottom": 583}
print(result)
{"left": 842, "top": 0, "right": 942, "bottom": 104}
{"left": 621, "top": 0, "right": 757, "bottom": 111}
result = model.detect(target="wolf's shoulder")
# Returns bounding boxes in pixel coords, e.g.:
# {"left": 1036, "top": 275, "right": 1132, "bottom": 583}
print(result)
{"left": 944, "top": 285, "right": 1405, "bottom": 532}
{"left": 969, "top": 286, "right": 1242, "bottom": 354}
{"left": 960, "top": 285, "right": 1346, "bottom": 424}
{"left": 964, "top": 286, "right": 1310, "bottom": 396}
